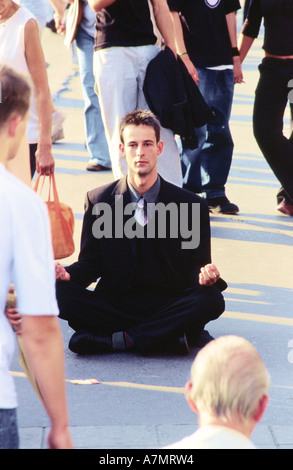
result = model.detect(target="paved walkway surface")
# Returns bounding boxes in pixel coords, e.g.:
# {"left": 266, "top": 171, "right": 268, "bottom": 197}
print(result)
{"left": 10, "top": 13, "right": 293, "bottom": 451}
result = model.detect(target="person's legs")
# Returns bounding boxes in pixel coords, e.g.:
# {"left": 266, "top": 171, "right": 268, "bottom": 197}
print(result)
{"left": 93, "top": 46, "right": 143, "bottom": 179}
{"left": 29, "top": 143, "right": 37, "bottom": 179}
{"left": 0, "top": 408, "right": 19, "bottom": 449}
{"left": 128, "top": 285, "right": 225, "bottom": 354}
{"left": 180, "top": 124, "right": 207, "bottom": 194}
{"left": 253, "top": 58, "right": 293, "bottom": 203}
{"left": 56, "top": 281, "right": 139, "bottom": 334}
{"left": 56, "top": 281, "right": 224, "bottom": 355}
{"left": 180, "top": 67, "right": 237, "bottom": 212}
{"left": 198, "top": 68, "right": 235, "bottom": 200}
{"left": 75, "top": 28, "right": 111, "bottom": 170}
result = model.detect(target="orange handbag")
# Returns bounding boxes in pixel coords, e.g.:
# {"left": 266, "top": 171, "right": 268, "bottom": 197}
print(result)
{"left": 34, "top": 174, "right": 75, "bottom": 260}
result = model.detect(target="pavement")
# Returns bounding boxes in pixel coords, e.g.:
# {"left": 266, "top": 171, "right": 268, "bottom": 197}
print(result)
{"left": 10, "top": 13, "right": 293, "bottom": 452}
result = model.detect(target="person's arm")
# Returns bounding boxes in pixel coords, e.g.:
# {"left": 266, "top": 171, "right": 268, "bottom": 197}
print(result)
{"left": 169, "top": 10, "right": 199, "bottom": 84}
{"left": 24, "top": 19, "right": 55, "bottom": 175}
{"left": 239, "top": 0, "right": 262, "bottom": 63}
{"left": 239, "top": 34, "right": 255, "bottom": 63}
{"left": 50, "top": 0, "right": 68, "bottom": 34}
{"left": 226, "top": 11, "right": 244, "bottom": 84}
{"left": 21, "top": 315, "right": 73, "bottom": 449}
{"left": 150, "top": 0, "right": 176, "bottom": 56}
{"left": 88, "top": 0, "right": 116, "bottom": 12}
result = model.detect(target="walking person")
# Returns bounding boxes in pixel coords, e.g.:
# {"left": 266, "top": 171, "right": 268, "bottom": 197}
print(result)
{"left": 167, "top": 0, "right": 243, "bottom": 214}
{"left": 0, "top": 64, "right": 73, "bottom": 449}
{"left": 239, "top": 0, "right": 293, "bottom": 216}
{"left": 54, "top": 0, "right": 111, "bottom": 171}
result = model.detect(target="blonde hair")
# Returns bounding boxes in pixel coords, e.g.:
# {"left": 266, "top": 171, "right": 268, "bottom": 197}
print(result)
{"left": 189, "top": 335, "right": 270, "bottom": 423}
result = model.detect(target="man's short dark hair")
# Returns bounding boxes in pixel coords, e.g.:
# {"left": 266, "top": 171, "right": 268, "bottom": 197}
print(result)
{"left": 119, "top": 109, "right": 161, "bottom": 144}
{"left": 0, "top": 64, "right": 31, "bottom": 129}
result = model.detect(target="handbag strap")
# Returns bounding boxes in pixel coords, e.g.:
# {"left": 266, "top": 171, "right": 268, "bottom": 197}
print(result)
{"left": 33, "top": 173, "right": 46, "bottom": 194}
{"left": 33, "top": 174, "right": 62, "bottom": 219}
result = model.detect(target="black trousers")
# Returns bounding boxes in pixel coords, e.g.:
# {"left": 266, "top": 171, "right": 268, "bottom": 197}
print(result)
{"left": 29, "top": 143, "right": 37, "bottom": 179}
{"left": 56, "top": 281, "right": 225, "bottom": 353}
{"left": 253, "top": 57, "right": 293, "bottom": 201}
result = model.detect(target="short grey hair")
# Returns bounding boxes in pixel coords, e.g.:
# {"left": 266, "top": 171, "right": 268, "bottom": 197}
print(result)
{"left": 189, "top": 335, "right": 270, "bottom": 423}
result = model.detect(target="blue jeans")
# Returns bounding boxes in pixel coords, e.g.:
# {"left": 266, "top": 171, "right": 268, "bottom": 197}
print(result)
{"left": 75, "top": 27, "right": 111, "bottom": 167}
{"left": 181, "top": 67, "right": 234, "bottom": 199}
{"left": 0, "top": 408, "right": 19, "bottom": 449}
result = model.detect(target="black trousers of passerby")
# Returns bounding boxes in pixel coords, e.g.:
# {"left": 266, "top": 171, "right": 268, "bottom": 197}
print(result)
{"left": 253, "top": 57, "right": 293, "bottom": 202}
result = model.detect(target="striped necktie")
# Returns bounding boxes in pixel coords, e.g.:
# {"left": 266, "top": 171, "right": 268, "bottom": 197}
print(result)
{"left": 134, "top": 197, "right": 147, "bottom": 226}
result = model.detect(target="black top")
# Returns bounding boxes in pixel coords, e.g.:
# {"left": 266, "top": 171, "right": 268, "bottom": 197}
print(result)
{"left": 242, "top": 0, "right": 293, "bottom": 56}
{"left": 94, "top": 0, "right": 157, "bottom": 51}
{"left": 167, "top": 0, "right": 241, "bottom": 68}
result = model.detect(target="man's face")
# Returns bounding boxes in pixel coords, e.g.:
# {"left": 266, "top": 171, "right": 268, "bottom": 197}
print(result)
{"left": 120, "top": 124, "right": 163, "bottom": 179}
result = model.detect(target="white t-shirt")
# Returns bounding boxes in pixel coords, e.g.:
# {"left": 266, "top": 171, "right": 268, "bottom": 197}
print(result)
{"left": 0, "top": 164, "right": 59, "bottom": 409}
{"left": 165, "top": 425, "right": 257, "bottom": 449}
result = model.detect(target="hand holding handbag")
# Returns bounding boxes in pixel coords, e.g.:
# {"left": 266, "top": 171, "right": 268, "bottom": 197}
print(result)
{"left": 34, "top": 174, "right": 75, "bottom": 260}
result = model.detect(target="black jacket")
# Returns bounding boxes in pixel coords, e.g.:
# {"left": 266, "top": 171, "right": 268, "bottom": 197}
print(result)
{"left": 143, "top": 46, "right": 214, "bottom": 149}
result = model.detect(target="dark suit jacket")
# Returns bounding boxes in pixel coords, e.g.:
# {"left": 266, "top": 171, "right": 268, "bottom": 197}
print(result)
{"left": 67, "top": 176, "right": 225, "bottom": 295}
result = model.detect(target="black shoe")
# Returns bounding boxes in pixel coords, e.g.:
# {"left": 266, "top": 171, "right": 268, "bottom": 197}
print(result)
{"left": 276, "top": 187, "right": 293, "bottom": 216}
{"left": 86, "top": 163, "right": 112, "bottom": 172}
{"left": 69, "top": 331, "right": 112, "bottom": 354}
{"left": 147, "top": 333, "right": 190, "bottom": 356}
{"left": 174, "top": 334, "right": 190, "bottom": 355}
{"left": 165, "top": 333, "right": 189, "bottom": 356}
{"left": 207, "top": 196, "right": 239, "bottom": 214}
{"left": 186, "top": 329, "right": 214, "bottom": 348}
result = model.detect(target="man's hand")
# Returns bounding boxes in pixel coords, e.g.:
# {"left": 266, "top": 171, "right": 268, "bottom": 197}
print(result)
{"left": 6, "top": 307, "right": 22, "bottom": 335}
{"left": 199, "top": 263, "right": 220, "bottom": 286}
{"left": 233, "top": 56, "right": 244, "bottom": 84}
{"left": 35, "top": 144, "right": 55, "bottom": 176}
{"left": 47, "top": 426, "right": 74, "bottom": 449}
{"left": 55, "top": 262, "right": 71, "bottom": 281}
{"left": 5, "top": 286, "right": 22, "bottom": 334}
{"left": 180, "top": 54, "right": 199, "bottom": 85}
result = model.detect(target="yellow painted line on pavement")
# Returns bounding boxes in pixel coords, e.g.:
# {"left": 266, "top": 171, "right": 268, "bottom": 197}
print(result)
{"left": 224, "top": 298, "right": 269, "bottom": 305}
{"left": 10, "top": 370, "right": 293, "bottom": 395}
{"left": 102, "top": 381, "right": 184, "bottom": 394}
{"left": 225, "top": 287, "right": 263, "bottom": 296}
{"left": 10, "top": 371, "right": 184, "bottom": 394}
{"left": 223, "top": 311, "right": 293, "bottom": 326}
